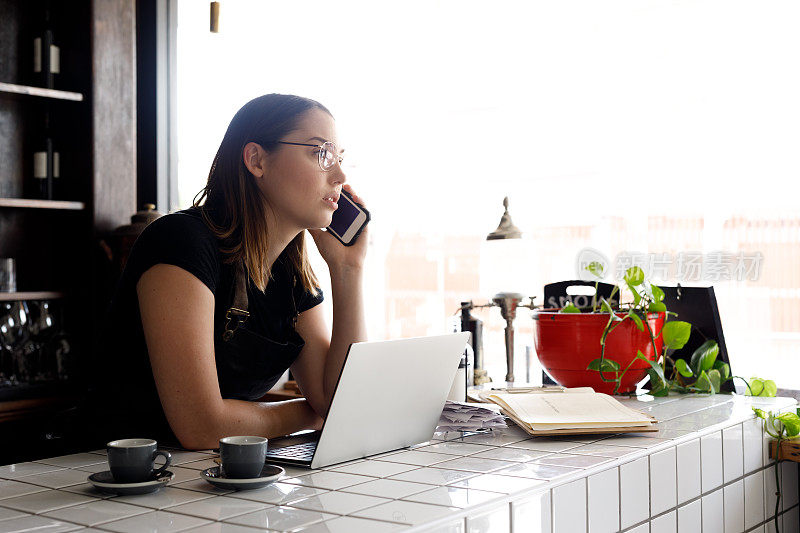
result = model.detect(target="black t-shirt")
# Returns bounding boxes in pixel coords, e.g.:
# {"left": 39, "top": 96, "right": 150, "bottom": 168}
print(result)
{"left": 91, "top": 208, "right": 323, "bottom": 444}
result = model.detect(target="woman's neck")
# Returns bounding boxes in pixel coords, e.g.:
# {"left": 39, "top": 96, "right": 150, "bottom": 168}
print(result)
{"left": 264, "top": 208, "right": 303, "bottom": 272}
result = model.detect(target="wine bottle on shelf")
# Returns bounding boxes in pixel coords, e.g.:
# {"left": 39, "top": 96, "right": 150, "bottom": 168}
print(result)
{"left": 32, "top": 2, "right": 60, "bottom": 89}
{"left": 31, "top": 111, "right": 60, "bottom": 200}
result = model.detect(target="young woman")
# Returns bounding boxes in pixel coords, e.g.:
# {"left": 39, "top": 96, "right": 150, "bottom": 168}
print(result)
{"left": 94, "top": 94, "right": 367, "bottom": 449}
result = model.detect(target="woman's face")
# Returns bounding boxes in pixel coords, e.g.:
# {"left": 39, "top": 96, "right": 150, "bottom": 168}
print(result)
{"left": 257, "top": 108, "right": 346, "bottom": 231}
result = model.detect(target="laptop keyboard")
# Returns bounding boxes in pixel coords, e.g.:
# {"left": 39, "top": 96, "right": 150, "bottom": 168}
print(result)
{"left": 265, "top": 441, "right": 318, "bottom": 462}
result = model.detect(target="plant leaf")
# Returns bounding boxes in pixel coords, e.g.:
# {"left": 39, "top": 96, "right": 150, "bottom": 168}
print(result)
{"left": 587, "top": 358, "right": 621, "bottom": 372}
{"left": 600, "top": 298, "right": 622, "bottom": 321}
{"left": 560, "top": 303, "right": 581, "bottom": 313}
{"left": 648, "top": 302, "right": 667, "bottom": 313}
{"left": 675, "top": 359, "right": 693, "bottom": 378}
{"left": 624, "top": 266, "right": 645, "bottom": 286}
{"left": 628, "top": 283, "right": 642, "bottom": 306}
{"left": 762, "top": 379, "right": 777, "bottom": 397}
{"left": 651, "top": 284, "right": 665, "bottom": 303}
{"left": 689, "top": 340, "right": 719, "bottom": 375}
{"left": 586, "top": 261, "right": 604, "bottom": 279}
{"left": 647, "top": 368, "right": 669, "bottom": 396}
{"left": 637, "top": 350, "right": 665, "bottom": 388}
{"left": 695, "top": 370, "right": 714, "bottom": 394}
{"left": 712, "top": 360, "right": 730, "bottom": 381}
{"left": 777, "top": 413, "right": 800, "bottom": 437}
{"left": 745, "top": 378, "right": 762, "bottom": 396}
{"left": 747, "top": 377, "right": 777, "bottom": 397}
{"left": 662, "top": 321, "right": 692, "bottom": 350}
{"left": 650, "top": 384, "right": 670, "bottom": 397}
{"left": 753, "top": 407, "right": 767, "bottom": 420}
{"left": 707, "top": 369, "right": 722, "bottom": 393}
{"left": 627, "top": 310, "right": 644, "bottom": 331}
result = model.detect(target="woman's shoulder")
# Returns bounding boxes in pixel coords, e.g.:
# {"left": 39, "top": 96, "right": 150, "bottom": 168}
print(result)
{"left": 143, "top": 208, "right": 214, "bottom": 238}
{"left": 127, "top": 207, "right": 223, "bottom": 293}
{"left": 135, "top": 208, "right": 219, "bottom": 252}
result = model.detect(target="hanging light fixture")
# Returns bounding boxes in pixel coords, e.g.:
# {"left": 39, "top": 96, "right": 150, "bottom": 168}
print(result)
{"left": 486, "top": 197, "right": 522, "bottom": 240}
{"left": 210, "top": 1, "right": 220, "bottom": 33}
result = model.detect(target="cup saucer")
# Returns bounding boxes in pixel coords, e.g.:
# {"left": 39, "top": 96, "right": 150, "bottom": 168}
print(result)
{"left": 87, "top": 470, "right": 174, "bottom": 496}
{"left": 200, "top": 464, "right": 284, "bottom": 490}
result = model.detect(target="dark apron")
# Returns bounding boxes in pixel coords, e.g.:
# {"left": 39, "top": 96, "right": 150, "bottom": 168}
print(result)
{"left": 215, "top": 260, "right": 304, "bottom": 400}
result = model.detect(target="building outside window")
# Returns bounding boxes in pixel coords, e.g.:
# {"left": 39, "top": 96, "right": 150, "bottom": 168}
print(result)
{"left": 175, "top": 0, "right": 800, "bottom": 389}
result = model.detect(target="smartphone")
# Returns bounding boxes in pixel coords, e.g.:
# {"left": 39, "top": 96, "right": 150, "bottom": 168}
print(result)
{"left": 326, "top": 190, "right": 370, "bottom": 246}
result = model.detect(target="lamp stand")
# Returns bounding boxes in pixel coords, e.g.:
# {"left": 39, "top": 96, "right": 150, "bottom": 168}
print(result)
{"left": 492, "top": 292, "right": 524, "bottom": 382}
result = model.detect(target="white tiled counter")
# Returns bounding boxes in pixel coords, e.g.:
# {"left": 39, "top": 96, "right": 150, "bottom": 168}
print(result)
{"left": 0, "top": 394, "right": 797, "bottom": 533}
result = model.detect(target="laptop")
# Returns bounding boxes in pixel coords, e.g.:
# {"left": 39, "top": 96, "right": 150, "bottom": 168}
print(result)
{"left": 264, "top": 332, "right": 470, "bottom": 469}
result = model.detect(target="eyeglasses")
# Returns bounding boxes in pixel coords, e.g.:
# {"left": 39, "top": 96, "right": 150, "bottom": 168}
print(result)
{"left": 277, "top": 140, "right": 343, "bottom": 171}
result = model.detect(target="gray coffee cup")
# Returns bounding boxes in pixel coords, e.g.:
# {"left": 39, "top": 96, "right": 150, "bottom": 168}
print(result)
{"left": 107, "top": 438, "right": 172, "bottom": 483}
{"left": 219, "top": 436, "right": 268, "bottom": 479}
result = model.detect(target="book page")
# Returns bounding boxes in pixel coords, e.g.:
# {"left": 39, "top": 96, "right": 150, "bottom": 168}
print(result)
{"left": 471, "top": 386, "right": 595, "bottom": 403}
{"left": 487, "top": 392, "right": 653, "bottom": 430}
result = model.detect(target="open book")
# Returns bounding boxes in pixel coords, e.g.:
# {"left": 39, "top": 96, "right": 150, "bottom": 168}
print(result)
{"left": 485, "top": 389, "right": 657, "bottom": 435}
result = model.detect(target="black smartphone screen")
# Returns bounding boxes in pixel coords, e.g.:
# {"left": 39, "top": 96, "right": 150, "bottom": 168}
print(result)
{"left": 329, "top": 195, "right": 361, "bottom": 236}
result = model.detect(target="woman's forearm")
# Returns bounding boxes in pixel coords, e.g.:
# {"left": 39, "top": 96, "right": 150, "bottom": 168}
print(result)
{"left": 178, "top": 398, "right": 322, "bottom": 450}
{"left": 323, "top": 265, "right": 367, "bottom": 403}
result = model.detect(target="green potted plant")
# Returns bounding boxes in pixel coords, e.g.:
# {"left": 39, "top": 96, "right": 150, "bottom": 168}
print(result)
{"left": 534, "top": 264, "right": 733, "bottom": 395}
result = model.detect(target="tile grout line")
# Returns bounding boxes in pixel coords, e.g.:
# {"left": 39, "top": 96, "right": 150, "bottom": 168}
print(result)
{"left": 648, "top": 453, "right": 653, "bottom": 525}
{"left": 721, "top": 426, "right": 726, "bottom": 533}
{"left": 618, "top": 464, "right": 622, "bottom": 533}
{"left": 585, "top": 472, "right": 589, "bottom": 533}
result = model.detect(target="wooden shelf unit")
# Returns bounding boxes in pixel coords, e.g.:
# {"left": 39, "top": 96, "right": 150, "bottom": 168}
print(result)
{"left": 0, "top": 82, "right": 84, "bottom": 102}
{"left": 0, "top": 291, "right": 66, "bottom": 301}
{"left": 0, "top": 198, "right": 85, "bottom": 210}
{"left": 0, "top": 0, "right": 136, "bottom": 444}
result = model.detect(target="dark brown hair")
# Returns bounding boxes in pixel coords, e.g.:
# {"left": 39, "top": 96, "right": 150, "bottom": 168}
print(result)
{"left": 193, "top": 94, "right": 331, "bottom": 293}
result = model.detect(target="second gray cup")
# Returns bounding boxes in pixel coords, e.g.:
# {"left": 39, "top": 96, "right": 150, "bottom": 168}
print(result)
{"left": 219, "top": 436, "right": 268, "bottom": 479}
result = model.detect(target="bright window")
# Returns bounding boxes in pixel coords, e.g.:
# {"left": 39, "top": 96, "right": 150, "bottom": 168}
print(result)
{"left": 176, "top": 1, "right": 800, "bottom": 388}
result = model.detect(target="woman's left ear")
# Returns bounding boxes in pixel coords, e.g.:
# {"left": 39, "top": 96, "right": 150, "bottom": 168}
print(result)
{"left": 243, "top": 142, "right": 267, "bottom": 178}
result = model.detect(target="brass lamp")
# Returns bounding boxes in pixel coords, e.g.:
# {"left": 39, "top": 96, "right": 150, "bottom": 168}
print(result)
{"left": 487, "top": 197, "right": 533, "bottom": 382}
{"left": 469, "top": 198, "right": 536, "bottom": 384}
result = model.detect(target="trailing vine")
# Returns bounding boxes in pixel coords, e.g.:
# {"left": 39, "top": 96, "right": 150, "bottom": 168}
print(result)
{"left": 753, "top": 403, "right": 800, "bottom": 533}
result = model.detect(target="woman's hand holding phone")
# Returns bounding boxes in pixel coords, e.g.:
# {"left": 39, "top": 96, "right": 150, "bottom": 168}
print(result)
{"left": 308, "top": 184, "right": 369, "bottom": 272}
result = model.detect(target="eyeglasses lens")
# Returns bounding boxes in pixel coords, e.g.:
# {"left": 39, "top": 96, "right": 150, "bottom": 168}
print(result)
{"left": 319, "top": 142, "right": 340, "bottom": 171}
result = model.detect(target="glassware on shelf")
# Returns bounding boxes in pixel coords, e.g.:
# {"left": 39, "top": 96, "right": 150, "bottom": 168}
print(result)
{"left": 0, "top": 305, "right": 15, "bottom": 385}
{"left": 0, "top": 301, "right": 29, "bottom": 385}
{"left": 0, "top": 299, "right": 71, "bottom": 386}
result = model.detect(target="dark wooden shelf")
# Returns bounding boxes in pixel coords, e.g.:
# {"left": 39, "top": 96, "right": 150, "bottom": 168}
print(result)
{"left": 0, "top": 82, "right": 84, "bottom": 102}
{"left": 0, "top": 198, "right": 86, "bottom": 210}
{"left": 0, "top": 291, "right": 67, "bottom": 301}
{"left": 0, "top": 382, "right": 83, "bottom": 423}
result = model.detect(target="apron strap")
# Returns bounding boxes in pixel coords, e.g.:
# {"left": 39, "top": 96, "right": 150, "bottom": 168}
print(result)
{"left": 223, "top": 260, "right": 250, "bottom": 341}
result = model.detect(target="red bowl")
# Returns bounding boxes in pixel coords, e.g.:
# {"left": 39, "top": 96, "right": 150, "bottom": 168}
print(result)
{"left": 533, "top": 309, "right": 665, "bottom": 394}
